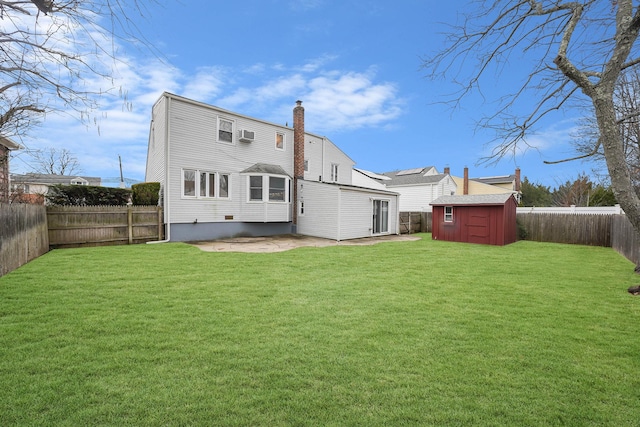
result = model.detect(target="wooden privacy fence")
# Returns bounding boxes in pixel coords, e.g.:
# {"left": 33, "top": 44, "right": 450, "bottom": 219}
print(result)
{"left": 611, "top": 214, "right": 640, "bottom": 265}
{"left": 0, "top": 202, "right": 49, "bottom": 277}
{"left": 47, "top": 205, "right": 164, "bottom": 248}
{"left": 399, "top": 212, "right": 432, "bottom": 234}
{"left": 516, "top": 213, "right": 613, "bottom": 247}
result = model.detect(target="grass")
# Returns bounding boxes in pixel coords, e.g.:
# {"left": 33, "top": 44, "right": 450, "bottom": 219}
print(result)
{"left": 0, "top": 234, "right": 639, "bottom": 426}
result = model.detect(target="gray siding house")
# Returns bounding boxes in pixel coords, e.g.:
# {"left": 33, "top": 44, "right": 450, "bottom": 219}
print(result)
{"left": 145, "top": 92, "right": 399, "bottom": 242}
{"left": 378, "top": 166, "right": 457, "bottom": 212}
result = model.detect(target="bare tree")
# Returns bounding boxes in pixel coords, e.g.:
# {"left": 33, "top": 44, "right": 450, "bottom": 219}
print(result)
{"left": 29, "top": 147, "right": 82, "bottom": 175}
{"left": 0, "top": 1, "right": 159, "bottom": 138}
{"left": 573, "top": 67, "right": 640, "bottom": 191}
{"left": 423, "top": 1, "right": 640, "bottom": 242}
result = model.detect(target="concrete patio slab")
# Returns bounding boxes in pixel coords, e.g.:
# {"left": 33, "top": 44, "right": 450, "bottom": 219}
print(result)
{"left": 189, "top": 234, "right": 421, "bottom": 253}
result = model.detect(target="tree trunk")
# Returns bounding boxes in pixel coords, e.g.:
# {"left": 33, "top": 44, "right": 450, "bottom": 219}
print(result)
{"left": 594, "top": 94, "right": 640, "bottom": 237}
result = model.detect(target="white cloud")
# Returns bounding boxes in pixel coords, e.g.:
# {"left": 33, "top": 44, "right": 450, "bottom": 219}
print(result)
{"left": 182, "top": 67, "right": 226, "bottom": 101}
{"left": 17, "top": 49, "right": 404, "bottom": 181}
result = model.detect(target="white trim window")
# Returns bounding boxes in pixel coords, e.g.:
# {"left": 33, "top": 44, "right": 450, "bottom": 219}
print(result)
{"left": 299, "top": 200, "right": 305, "bottom": 216}
{"left": 183, "top": 169, "right": 197, "bottom": 197}
{"left": 183, "top": 169, "right": 231, "bottom": 199}
{"left": 219, "top": 173, "right": 229, "bottom": 198}
{"left": 304, "top": 159, "right": 309, "bottom": 172}
{"left": 444, "top": 206, "right": 454, "bottom": 222}
{"left": 249, "top": 176, "right": 263, "bottom": 201}
{"left": 275, "top": 132, "right": 285, "bottom": 151}
{"left": 330, "top": 163, "right": 339, "bottom": 182}
{"left": 218, "top": 117, "right": 234, "bottom": 144}
{"left": 199, "top": 171, "right": 216, "bottom": 198}
{"left": 247, "top": 175, "right": 290, "bottom": 203}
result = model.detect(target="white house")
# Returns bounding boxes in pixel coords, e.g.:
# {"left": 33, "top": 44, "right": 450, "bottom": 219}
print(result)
{"left": 377, "top": 166, "right": 457, "bottom": 212}
{"left": 144, "top": 93, "right": 399, "bottom": 242}
{"left": 10, "top": 173, "right": 102, "bottom": 204}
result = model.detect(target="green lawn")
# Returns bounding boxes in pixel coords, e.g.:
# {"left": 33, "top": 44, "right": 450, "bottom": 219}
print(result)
{"left": 1, "top": 234, "right": 638, "bottom": 426}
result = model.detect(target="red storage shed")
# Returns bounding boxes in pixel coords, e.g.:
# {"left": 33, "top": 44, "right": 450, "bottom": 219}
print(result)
{"left": 430, "top": 193, "right": 518, "bottom": 246}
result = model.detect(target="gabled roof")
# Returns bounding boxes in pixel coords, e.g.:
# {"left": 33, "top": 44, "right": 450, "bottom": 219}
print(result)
{"left": 10, "top": 173, "right": 102, "bottom": 186}
{"left": 0, "top": 136, "right": 20, "bottom": 150}
{"left": 431, "top": 193, "right": 515, "bottom": 206}
{"left": 381, "top": 171, "right": 448, "bottom": 186}
{"left": 353, "top": 167, "right": 391, "bottom": 181}
{"left": 472, "top": 174, "right": 516, "bottom": 185}
{"left": 240, "top": 163, "right": 291, "bottom": 177}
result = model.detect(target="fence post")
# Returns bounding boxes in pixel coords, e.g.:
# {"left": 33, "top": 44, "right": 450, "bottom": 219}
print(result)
{"left": 127, "top": 206, "right": 133, "bottom": 244}
{"left": 157, "top": 206, "right": 163, "bottom": 241}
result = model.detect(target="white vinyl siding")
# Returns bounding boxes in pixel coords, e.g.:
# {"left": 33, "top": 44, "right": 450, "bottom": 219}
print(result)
{"left": 297, "top": 180, "right": 399, "bottom": 240}
{"left": 160, "top": 96, "right": 293, "bottom": 225}
{"left": 302, "top": 135, "right": 354, "bottom": 185}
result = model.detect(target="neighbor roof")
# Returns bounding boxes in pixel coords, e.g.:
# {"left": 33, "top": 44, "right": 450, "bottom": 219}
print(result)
{"left": 472, "top": 174, "right": 516, "bottom": 185}
{"left": 0, "top": 136, "right": 20, "bottom": 150}
{"left": 381, "top": 172, "right": 448, "bottom": 186}
{"left": 10, "top": 173, "right": 102, "bottom": 186}
{"left": 431, "top": 193, "right": 515, "bottom": 206}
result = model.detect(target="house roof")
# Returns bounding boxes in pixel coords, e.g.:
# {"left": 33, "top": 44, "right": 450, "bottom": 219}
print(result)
{"left": 0, "top": 136, "right": 20, "bottom": 150}
{"left": 431, "top": 193, "right": 515, "bottom": 206}
{"left": 381, "top": 171, "right": 447, "bottom": 186}
{"left": 10, "top": 173, "right": 102, "bottom": 186}
{"left": 353, "top": 167, "right": 391, "bottom": 181}
{"left": 472, "top": 174, "right": 516, "bottom": 185}
{"left": 240, "top": 163, "right": 291, "bottom": 177}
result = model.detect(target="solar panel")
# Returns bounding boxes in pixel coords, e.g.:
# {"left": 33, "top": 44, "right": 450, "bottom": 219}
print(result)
{"left": 395, "top": 167, "right": 424, "bottom": 176}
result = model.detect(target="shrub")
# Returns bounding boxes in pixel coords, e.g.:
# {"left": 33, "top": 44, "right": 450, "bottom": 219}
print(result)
{"left": 516, "top": 217, "right": 528, "bottom": 240}
{"left": 131, "top": 182, "right": 160, "bottom": 206}
{"left": 46, "top": 185, "right": 132, "bottom": 206}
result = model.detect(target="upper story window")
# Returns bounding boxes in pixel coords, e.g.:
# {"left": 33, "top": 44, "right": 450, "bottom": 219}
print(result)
{"left": 304, "top": 159, "right": 309, "bottom": 172}
{"left": 444, "top": 206, "right": 454, "bottom": 222}
{"left": 330, "top": 163, "right": 339, "bottom": 182}
{"left": 275, "top": 132, "right": 285, "bottom": 150}
{"left": 218, "top": 117, "right": 234, "bottom": 144}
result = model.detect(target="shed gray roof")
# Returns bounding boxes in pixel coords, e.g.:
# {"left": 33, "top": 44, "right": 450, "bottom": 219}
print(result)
{"left": 10, "top": 173, "right": 102, "bottom": 186}
{"left": 240, "top": 163, "right": 291, "bottom": 177}
{"left": 431, "top": 193, "right": 514, "bottom": 206}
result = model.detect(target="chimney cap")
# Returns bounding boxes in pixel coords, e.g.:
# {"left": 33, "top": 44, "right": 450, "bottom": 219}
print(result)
{"left": 296, "top": 100, "right": 302, "bottom": 106}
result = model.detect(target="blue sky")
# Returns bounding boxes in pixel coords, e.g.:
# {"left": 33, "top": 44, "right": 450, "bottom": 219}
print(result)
{"left": 10, "top": 0, "right": 599, "bottom": 188}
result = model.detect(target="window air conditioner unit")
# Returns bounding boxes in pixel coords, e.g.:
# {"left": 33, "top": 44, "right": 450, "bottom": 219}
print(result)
{"left": 239, "top": 129, "right": 255, "bottom": 142}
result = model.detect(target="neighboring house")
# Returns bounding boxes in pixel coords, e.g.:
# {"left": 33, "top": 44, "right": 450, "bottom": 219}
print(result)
{"left": 431, "top": 193, "right": 518, "bottom": 246}
{"left": 0, "top": 136, "right": 20, "bottom": 203}
{"left": 451, "top": 167, "right": 521, "bottom": 201}
{"left": 10, "top": 173, "right": 102, "bottom": 204}
{"left": 376, "top": 166, "right": 457, "bottom": 212}
{"left": 144, "top": 92, "right": 399, "bottom": 242}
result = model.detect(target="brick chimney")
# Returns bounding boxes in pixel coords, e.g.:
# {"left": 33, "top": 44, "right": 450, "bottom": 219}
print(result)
{"left": 515, "top": 167, "right": 521, "bottom": 192}
{"left": 443, "top": 166, "right": 450, "bottom": 175}
{"left": 463, "top": 166, "right": 469, "bottom": 195}
{"left": 293, "top": 100, "right": 304, "bottom": 226}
